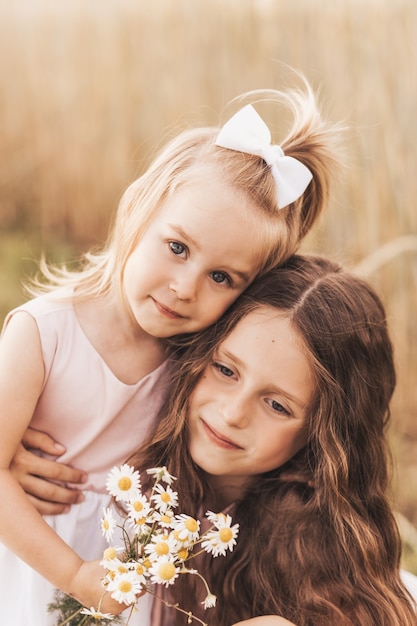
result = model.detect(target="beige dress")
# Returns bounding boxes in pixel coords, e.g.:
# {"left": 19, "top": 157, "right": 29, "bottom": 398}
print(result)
{"left": 0, "top": 294, "right": 173, "bottom": 625}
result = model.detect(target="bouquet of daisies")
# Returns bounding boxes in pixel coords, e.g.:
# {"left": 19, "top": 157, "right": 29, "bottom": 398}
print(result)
{"left": 49, "top": 464, "right": 239, "bottom": 626}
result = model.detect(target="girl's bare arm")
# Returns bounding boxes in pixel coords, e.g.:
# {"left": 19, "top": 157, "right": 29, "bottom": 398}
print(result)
{"left": 0, "top": 312, "right": 124, "bottom": 613}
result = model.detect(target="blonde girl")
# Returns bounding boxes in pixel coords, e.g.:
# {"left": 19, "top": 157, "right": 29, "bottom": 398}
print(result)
{"left": 1, "top": 77, "right": 342, "bottom": 624}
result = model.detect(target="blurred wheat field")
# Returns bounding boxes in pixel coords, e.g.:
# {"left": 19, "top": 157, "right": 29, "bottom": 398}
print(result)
{"left": 0, "top": 0, "right": 416, "bottom": 569}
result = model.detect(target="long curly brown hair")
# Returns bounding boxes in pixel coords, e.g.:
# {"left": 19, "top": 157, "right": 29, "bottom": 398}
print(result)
{"left": 128, "top": 254, "right": 417, "bottom": 626}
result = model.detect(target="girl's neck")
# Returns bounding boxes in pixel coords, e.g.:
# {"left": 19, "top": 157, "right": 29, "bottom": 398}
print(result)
{"left": 203, "top": 473, "right": 248, "bottom": 511}
{"left": 73, "top": 292, "right": 169, "bottom": 385}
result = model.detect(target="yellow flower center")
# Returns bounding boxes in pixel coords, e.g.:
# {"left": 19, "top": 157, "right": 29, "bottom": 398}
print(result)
{"left": 160, "top": 514, "right": 172, "bottom": 524}
{"left": 118, "top": 476, "right": 132, "bottom": 491}
{"left": 103, "top": 547, "right": 117, "bottom": 560}
{"left": 132, "top": 501, "right": 144, "bottom": 512}
{"left": 135, "top": 564, "right": 144, "bottom": 575}
{"left": 158, "top": 562, "right": 176, "bottom": 581}
{"left": 177, "top": 548, "right": 189, "bottom": 560}
{"left": 117, "top": 565, "right": 129, "bottom": 574}
{"left": 102, "top": 519, "right": 110, "bottom": 530}
{"left": 155, "top": 541, "right": 169, "bottom": 556}
{"left": 185, "top": 517, "right": 198, "bottom": 532}
{"left": 118, "top": 580, "right": 133, "bottom": 593}
{"left": 219, "top": 527, "right": 233, "bottom": 543}
{"left": 161, "top": 492, "right": 171, "bottom": 503}
{"left": 143, "top": 559, "right": 152, "bottom": 569}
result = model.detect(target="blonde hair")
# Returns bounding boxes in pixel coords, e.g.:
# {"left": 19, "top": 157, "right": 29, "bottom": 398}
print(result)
{"left": 28, "top": 74, "right": 345, "bottom": 300}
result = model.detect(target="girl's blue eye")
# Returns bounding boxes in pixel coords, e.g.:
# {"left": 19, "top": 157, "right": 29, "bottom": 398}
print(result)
{"left": 170, "top": 242, "right": 185, "bottom": 255}
{"left": 214, "top": 363, "right": 234, "bottom": 377}
{"left": 211, "top": 271, "right": 230, "bottom": 285}
{"left": 269, "top": 399, "right": 290, "bottom": 416}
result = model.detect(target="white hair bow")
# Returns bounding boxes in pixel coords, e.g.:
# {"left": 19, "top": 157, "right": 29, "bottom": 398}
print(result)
{"left": 215, "top": 104, "right": 313, "bottom": 209}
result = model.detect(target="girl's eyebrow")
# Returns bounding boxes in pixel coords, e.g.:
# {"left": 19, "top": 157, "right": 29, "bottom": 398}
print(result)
{"left": 168, "top": 224, "right": 199, "bottom": 249}
{"left": 217, "top": 347, "right": 243, "bottom": 368}
{"left": 168, "top": 223, "right": 252, "bottom": 284}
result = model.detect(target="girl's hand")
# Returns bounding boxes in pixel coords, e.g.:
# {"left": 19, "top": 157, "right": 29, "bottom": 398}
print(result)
{"left": 69, "top": 559, "right": 135, "bottom": 617}
{"left": 10, "top": 427, "right": 87, "bottom": 515}
{"left": 233, "top": 617, "right": 298, "bottom": 626}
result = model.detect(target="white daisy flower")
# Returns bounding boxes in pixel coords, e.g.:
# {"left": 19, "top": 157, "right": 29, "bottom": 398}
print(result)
{"left": 107, "top": 571, "right": 143, "bottom": 605}
{"left": 205, "top": 510, "right": 235, "bottom": 529}
{"left": 126, "top": 494, "right": 150, "bottom": 519}
{"left": 125, "top": 495, "right": 153, "bottom": 532}
{"left": 151, "top": 483, "right": 179, "bottom": 512}
{"left": 100, "top": 507, "right": 117, "bottom": 542}
{"left": 172, "top": 514, "right": 200, "bottom": 543}
{"left": 144, "top": 533, "right": 176, "bottom": 561}
{"left": 149, "top": 555, "right": 179, "bottom": 587}
{"left": 201, "top": 514, "right": 239, "bottom": 557}
{"left": 205, "top": 510, "right": 220, "bottom": 526}
{"left": 106, "top": 464, "right": 141, "bottom": 502}
{"left": 174, "top": 546, "right": 190, "bottom": 562}
{"left": 102, "top": 557, "right": 131, "bottom": 577}
{"left": 127, "top": 559, "right": 149, "bottom": 587}
{"left": 146, "top": 466, "right": 177, "bottom": 485}
{"left": 101, "top": 546, "right": 124, "bottom": 563}
{"left": 153, "top": 509, "right": 175, "bottom": 529}
{"left": 80, "top": 606, "right": 115, "bottom": 620}
{"left": 205, "top": 511, "right": 237, "bottom": 533}
{"left": 201, "top": 592, "right": 217, "bottom": 609}
{"left": 129, "top": 516, "right": 153, "bottom": 537}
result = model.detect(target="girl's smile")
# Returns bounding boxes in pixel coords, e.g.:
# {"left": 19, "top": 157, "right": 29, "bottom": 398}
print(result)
{"left": 187, "top": 306, "right": 313, "bottom": 498}
{"left": 200, "top": 418, "right": 244, "bottom": 450}
{"left": 150, "top": 297, "right": 188, "bottom": 320}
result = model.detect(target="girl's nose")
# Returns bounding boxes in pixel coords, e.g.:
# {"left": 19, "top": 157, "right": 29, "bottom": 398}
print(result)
{"left": 169, "top": 270, "right": 199, "bottom": 301}
{"left": 220, "top": 394, "right": 250, "bottom": 429}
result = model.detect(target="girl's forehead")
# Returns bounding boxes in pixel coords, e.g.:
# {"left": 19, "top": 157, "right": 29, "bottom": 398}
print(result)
{"left": 218, "top": 308, "right": 280, "bottom": 352}
{"left": 222, "top": 306, "right": 309, "bottom": 360}
{"left": 232, "top": 306, "right": 287, "bottom": 332}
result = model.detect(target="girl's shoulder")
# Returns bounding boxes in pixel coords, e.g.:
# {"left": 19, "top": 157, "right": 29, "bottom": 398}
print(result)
{"left": 9, "top": 292, "right": 74, "bottom": 317}
{"left": 3, "top": 291, "right": 77, "bottom": 344}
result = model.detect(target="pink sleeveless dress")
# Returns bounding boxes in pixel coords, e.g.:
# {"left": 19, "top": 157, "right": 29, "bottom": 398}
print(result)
{"left": 0, "top": 295, "right": 173, "bottom": 625}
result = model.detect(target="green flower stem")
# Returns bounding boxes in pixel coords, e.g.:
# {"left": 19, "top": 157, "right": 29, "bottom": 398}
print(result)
{"left": 120, "top": 603, "right": 136, "bottom": 626}
{"left": 57, "top": 607, "right": 84, "bottom": 625}
{"left": 150, "top": 591, "right": 208, "bottom": 626}
{"left": 179, "top": 567, "right": 213, "bottom": 599}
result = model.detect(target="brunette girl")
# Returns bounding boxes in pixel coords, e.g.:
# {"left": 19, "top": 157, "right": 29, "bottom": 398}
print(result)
{"left": 128, "top": 254, "right": 417, "bottom": 626}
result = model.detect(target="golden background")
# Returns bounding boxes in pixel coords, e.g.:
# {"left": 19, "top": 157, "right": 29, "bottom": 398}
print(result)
{"left": 0, "top": 0, "right": 416, "bottom": 570}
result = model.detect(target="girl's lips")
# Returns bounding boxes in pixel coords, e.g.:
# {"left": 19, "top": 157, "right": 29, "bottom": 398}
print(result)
{"left": 201, "top": 419, "right": 243, "bottom": 450}
{"left": 152, "top": 298, "right": 186, "bottom": 319}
